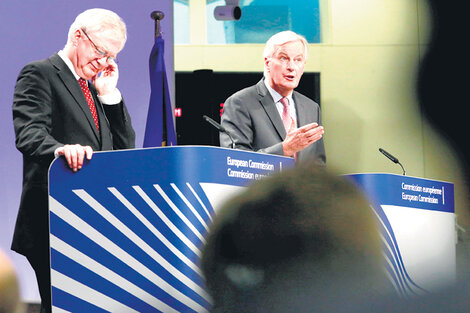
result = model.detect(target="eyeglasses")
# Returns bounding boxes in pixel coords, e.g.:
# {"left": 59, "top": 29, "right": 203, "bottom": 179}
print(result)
{"left": 81, "top": 28, "right": 118, "bottom": 63}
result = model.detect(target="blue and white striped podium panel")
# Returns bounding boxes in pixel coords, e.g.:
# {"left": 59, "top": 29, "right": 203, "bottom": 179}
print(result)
{"left": 346, "top": 173, "right": 455, "bottom": 297}
{"left": 48, "top": 146, "right": 295, "bottom": 312}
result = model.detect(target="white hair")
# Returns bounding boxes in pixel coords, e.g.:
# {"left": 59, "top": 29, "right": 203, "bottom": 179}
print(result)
{"left": 263, "top": 31, "right": 308, "bottom": 77}
{"left": 263, "top": 31, "right": 309, "bottom": 60}
{"left": 67, "top": 8, "right": 127, "bottom": 51}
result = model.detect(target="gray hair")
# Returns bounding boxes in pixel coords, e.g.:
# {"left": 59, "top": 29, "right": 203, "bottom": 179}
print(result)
{"left": 67, "top": 8, "right": 127, "bottom": 52}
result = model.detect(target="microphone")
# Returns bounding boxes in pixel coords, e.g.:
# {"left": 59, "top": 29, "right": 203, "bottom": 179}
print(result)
{"left": 203, "top": 115, "right": 235, "bottom": 149}
{"left": 379, "top": 148, "right": 406, "bottom": 175}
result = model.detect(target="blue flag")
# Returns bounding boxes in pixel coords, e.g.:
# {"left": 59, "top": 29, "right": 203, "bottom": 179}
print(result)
{"left": 143, "top": 35, "right": 177, "bottom": 147}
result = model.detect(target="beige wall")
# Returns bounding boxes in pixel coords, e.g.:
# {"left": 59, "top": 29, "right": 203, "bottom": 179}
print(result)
{"left": 175, "top": 0, "right": 469, "bottom": 224}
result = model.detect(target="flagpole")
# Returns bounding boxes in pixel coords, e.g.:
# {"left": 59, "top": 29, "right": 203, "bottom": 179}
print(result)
{"left": 145, "top": 10, "right": 174, "bottom": 147}
{"left": 150, "top": 11, "right": 164, "bottom": 38}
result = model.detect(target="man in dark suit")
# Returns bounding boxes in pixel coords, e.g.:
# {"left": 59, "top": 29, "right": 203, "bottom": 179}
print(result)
{"left": 11, "top": 9, "right": 135, "bottom": 313}
{"left": 220, "top": 31, "right": 325, "bottom": 164}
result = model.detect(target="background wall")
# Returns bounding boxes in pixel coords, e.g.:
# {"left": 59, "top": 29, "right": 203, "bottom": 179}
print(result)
{"left": 175, "top": 0, "right": 469, "bottom": 224}
{"left": 0, "top": 0, "right": 173, "bottom": 302}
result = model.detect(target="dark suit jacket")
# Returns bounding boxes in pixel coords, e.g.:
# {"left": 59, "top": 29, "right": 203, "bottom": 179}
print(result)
{"left": 11, "top": 53, "right": 135, "bottom": 257}
{"left": 220, "top": 79, "right": 326, "bottom": 164}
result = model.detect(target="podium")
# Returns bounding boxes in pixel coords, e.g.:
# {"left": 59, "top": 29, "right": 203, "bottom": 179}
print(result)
{"left": 48, "top": 146, "right": 295, "bottom": 312}
{"left": 346, "top": 173, "right": 455, "bottom": 296}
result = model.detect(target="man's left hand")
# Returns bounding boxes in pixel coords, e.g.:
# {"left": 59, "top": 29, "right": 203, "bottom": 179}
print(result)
{"left": 282, "top": 120, "right": 324, "bottom": 157}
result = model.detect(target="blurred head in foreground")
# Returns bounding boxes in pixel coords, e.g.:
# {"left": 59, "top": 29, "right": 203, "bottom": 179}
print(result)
{"left": 201, "top": 163, "right": 392, "bottom": 313}
{"left": 0, "top": 249, "right": 22, "bottom": 313}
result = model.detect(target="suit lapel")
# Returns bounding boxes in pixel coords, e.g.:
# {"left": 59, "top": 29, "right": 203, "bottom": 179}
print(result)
{"left": 88, "top": 82, "right": 107, "bottom": 133}
{"left": 50, "top": 54, "right": 100, "bottom": 143}
{"left": 256, "top": 80, "right": 286, "bottom": 139}
{"left": 293, "top": 92, "right": 308, "bottom": 127}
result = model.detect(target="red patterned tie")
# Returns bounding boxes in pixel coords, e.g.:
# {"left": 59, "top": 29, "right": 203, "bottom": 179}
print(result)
{"left": 78, "top": 78, "right": 100, "bottom": 132}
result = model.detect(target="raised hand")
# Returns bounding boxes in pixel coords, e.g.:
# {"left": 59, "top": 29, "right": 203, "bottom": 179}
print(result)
{"left": 282, "top": 119, "right": 324, "bottom": 157}
{"left": 92, "top": 59, "right": 119, "bottom": 96}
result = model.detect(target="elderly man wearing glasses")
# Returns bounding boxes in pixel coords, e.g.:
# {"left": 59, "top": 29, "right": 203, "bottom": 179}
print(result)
{"left": 11, "top": 8, "right": 135, "bottom": 313}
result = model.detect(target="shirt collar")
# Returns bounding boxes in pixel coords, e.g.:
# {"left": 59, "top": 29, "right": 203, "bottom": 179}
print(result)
{"left": 58, "top": 50, "right": 81, "bottom": 81}
{"left": 263, "top": 78, "right": 294, "bottom": 105}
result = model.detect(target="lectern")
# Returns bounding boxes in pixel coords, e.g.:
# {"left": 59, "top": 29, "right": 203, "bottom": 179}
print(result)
{"left": 346, "top": 173, "right": 455, "bottom": 296}
{"left": 48, "top": 146, "right": 295, "bottom": 312}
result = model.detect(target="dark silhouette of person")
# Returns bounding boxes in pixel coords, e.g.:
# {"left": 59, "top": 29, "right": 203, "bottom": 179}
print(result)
{"left": 201, "top": 163, "right": 394, "bottom": 313}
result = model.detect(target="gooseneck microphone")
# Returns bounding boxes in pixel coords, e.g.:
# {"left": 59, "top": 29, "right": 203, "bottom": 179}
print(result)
{"left": 203, "top": 115, "right": 235, "bottom": 149}
{"left": 379, "top": 148, "right": 406, "bottom": 175}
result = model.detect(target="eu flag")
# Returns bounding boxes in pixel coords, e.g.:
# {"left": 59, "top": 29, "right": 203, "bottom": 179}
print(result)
{"left": 143, "top": 35, "right": 177, "bottom": 147}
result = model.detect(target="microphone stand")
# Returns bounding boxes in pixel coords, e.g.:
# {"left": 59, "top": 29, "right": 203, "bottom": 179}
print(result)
{"left": 202, "top": 115, "right": 235, "bottom": 149}
{"left": 379, "top": 148, "right": 406, "bottom": 175}
{"left": 226, "top": 132, "right": 235, "bottom": 149}
{"left": 397, "top": 162, "right": 406, "bottom": 176}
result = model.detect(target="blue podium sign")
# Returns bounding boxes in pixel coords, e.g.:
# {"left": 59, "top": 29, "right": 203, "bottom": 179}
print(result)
{"left": 347, "top": 173, "right": 454, "bottom": 213}
{"left": 346, "top": 173, "right": 455, "bottom": 297}
{"left": 48, "top": 146, "right": 295, "bottom": 312}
